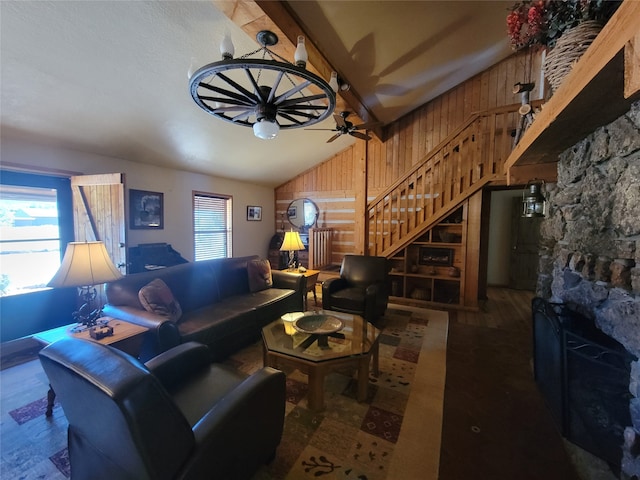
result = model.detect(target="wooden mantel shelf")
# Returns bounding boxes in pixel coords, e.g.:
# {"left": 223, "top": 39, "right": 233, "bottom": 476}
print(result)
{"left": 505, "top": 0, "right": 640, "bottom": 185}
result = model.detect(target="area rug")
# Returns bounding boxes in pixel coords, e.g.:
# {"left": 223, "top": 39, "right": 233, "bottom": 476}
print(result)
{"left": 0, "top": 306, "right": 448, "bottom": 480}
{"left": 438, "top": 321, "right": 581, "bottom": 480}
{"left": 0, "top": 337, "right": 44, "bottom": 371}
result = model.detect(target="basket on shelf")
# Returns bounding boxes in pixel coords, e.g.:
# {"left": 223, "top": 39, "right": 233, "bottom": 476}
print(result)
{"left": 543, "top": 20, "right": 602, "bottom": 92}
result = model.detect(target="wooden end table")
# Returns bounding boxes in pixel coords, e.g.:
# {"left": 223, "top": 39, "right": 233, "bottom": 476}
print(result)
{"left": 282, "top": 268, "right": 321, "bottom": 309}
{"left": 33, "top": 317, "right": 148, "bottom": 416}
{"left": 262, "top": 310, "right": 380, "bottom": 411}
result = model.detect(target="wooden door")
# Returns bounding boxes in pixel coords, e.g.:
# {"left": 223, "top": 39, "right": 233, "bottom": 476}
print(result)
{"left": 70, "top": 173, "right": 126, "bottom": 306}
{"left": 509, "top": 197, "right": 541, "bottom": 290}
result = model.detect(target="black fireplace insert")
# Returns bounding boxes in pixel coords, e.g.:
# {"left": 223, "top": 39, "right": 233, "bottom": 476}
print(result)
{"left": 532, "top": 297, "right": 635, "bottom": 469}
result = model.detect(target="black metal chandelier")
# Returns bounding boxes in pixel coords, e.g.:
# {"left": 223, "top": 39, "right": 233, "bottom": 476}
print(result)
{"left": 189, "top": 30, "right": 337, "bottom": 140}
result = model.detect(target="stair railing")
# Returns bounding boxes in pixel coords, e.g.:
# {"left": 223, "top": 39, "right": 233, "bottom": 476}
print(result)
{"left": 367, "top": 104, "right": 521, "bottom": 257}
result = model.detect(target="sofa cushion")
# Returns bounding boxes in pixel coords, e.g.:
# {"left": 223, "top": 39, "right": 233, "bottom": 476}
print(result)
{"left": 138, "top": 278, "right": 182, "bottom": 322}
{"left": 247, "top": 259, "right": 273, "bottom": 292}
{"left": 214, "top": 256, "right": 256, "bottom": 298}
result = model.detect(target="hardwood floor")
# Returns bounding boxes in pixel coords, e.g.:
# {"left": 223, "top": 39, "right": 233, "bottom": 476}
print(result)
{"left": 298, "top": 284, "right": 611, "bottom": 478}
{"left": 450, "top": 287, "right": 534, "bottom": 329}
{"left": 439, "top": 287, "right": 583, "bottom": 480}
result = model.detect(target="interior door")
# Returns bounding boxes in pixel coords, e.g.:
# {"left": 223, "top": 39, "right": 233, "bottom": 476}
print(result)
{"left": 70, "top": 173, "right": 126, "bottom": 306}
{"left": 509, "top": 197, "right": 541, "bottom": 290}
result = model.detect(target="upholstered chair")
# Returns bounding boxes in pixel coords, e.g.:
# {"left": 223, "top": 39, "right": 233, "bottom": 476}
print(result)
{"left": 39, "top": 338, "right": 285, "bottom": 480}
{"left": 322, "top": 254, "right": 391, "bottom": 327}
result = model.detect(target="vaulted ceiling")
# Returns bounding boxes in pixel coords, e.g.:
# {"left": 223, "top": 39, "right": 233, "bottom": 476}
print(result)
{"left": 1, "top": 1, "right": 513, "bottom": 187}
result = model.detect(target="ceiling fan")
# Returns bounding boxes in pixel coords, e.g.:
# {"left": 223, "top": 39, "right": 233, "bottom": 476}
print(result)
{"left": 306, "top": 111, "right": 381, "bottom": 143}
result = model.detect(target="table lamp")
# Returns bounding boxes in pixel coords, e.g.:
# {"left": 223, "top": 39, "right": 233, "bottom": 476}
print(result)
{"left": 280, "top": 230, "right": 305, "bottom": 271}
{"left": 48, "top": 241, "right": 123, "bottom": 327}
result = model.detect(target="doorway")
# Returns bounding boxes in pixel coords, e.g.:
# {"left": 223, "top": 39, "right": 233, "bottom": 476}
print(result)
{"left": 486, "top": 189, "right": 540, "bottom": 290}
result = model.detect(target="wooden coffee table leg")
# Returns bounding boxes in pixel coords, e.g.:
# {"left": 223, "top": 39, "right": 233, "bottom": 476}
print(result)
{"left": 372, "top": 342, "right": 380, "bottom": 377}
{"left": 307, "top": 367, "right": 325, "bottom": 411}
{"left": 357, "top": 356, "right": 370, "bottom": 402}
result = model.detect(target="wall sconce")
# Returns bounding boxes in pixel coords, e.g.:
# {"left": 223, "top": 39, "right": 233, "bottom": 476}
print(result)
{"left": 522, "top": 180, "right": 546, "bottom": 218}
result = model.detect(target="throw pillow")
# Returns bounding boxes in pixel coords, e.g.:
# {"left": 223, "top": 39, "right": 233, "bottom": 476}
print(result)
{"left": 138, "top": 278, "right": 182, "bottom": 322}
{"left": 247, "top": 259, "right": 273, "bottom": 293}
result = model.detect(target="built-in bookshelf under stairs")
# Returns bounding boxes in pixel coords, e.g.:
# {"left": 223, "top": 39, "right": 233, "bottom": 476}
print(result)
{"left": 367, "top": 105, "right": 522, "bottom": 308}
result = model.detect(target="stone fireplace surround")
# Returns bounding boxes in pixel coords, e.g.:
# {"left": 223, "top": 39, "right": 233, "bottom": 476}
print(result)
{"left": 536, "top": 100, "right": 640, "bottom": 476}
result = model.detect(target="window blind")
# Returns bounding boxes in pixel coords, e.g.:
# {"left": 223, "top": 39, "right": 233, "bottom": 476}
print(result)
{"left": 193, "top": 192, "right": 232, "bottom": 261}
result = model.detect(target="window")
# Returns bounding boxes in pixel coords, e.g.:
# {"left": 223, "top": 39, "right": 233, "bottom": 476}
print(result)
{"left": 193, "top": 191, "right": 232, "bottom": 261}
{"left": 0, "top": 171, "right": 73, "bottom": 296}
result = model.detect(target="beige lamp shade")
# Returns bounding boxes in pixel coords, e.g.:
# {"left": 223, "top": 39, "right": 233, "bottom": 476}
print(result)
{"left": 48, "top": 241, "right": 123, "bottom": 288}
{"left": 280, "top": 231, "right": 305, "bottom": 252}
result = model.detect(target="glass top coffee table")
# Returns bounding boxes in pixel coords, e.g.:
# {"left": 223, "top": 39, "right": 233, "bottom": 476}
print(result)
{"left": 261, "top": 310, "right": 381, "bottom": 411}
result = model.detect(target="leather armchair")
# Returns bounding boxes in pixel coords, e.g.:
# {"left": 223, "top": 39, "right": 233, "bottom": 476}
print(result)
{"left": 39, "top": 338, "right": 285, "bottom": 480}
{"left": 322, "top": 255, "right": 390, "bottom": 327}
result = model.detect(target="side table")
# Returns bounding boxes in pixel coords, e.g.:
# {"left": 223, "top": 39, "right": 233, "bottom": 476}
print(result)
{"left": 33, "top": 317, "right": 148, "bottom": 416}
{"left": 282, "top": 268, "right": 320, "bottom": 309}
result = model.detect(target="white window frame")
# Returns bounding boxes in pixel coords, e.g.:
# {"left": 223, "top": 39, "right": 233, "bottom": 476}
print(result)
{"left": 0, "top": 171, "right": 73, "bottom": 296}
{"left": 193, "top": 191, "right": 232, "bottom": 261}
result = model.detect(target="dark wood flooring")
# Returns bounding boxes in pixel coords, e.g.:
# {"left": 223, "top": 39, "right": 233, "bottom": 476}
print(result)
{"left": 439, "top": 287, "right": 581, "bottom": 479}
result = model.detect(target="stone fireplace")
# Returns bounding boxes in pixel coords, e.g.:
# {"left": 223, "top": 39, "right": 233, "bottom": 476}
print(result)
{"left": 536, "top": 100, "right": 640, "bottom": 476}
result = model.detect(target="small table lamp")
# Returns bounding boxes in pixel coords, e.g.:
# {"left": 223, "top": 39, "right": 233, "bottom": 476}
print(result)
{"left": 280, "top": 230, "right": 305, "bottom": 271}
{"left": 48, "top": 241, "right": 123, "bottom": 327}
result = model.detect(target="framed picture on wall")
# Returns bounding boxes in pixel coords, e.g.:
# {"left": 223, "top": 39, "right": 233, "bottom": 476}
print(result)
{"left": 247, "top": 205, "right": 262, "bottom": 221}
{"left": 130, "top": 189, "right": 164, "bottom": 229}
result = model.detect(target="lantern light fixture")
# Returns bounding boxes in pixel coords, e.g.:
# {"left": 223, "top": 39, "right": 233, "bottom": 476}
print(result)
{"left": 522, "top": 180, "right": 546, "bottom": 218}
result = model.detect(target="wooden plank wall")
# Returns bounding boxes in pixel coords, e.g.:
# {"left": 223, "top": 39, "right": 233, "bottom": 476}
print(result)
{"left": 275, "top": 51, "right": 543, "bottom": 263}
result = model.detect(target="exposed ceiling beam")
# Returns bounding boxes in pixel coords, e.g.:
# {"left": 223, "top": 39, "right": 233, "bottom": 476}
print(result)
{"left": 211, "top": 0, "right": 382, "bottom": 139}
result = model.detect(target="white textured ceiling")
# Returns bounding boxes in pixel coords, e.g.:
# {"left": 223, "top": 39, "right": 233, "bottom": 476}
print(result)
{"left": 1, "top": 1, "right": 513, "bottom": 187}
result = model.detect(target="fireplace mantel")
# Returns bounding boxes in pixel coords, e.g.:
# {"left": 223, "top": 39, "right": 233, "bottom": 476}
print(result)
{"left": 505, "top": 0, "right": 640, "bottom": 185}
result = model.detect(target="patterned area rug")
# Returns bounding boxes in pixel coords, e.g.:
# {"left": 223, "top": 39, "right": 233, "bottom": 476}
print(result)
{"left": 0, "top": 307, "right": 447, "bottom": 480}
{"left": 0, "top": 337, "right": 43, "bottom": 371}
{"left": 439, "top": 322, "right": 582, "bottom": 480}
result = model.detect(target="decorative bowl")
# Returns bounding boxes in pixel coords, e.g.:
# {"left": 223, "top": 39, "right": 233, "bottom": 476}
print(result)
{"left": 294, "top": 314, "right": 344, "bottom": 335}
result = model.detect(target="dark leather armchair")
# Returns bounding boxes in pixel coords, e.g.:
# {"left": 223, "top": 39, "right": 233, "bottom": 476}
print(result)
{"left": 322, "top": 255, "right": 390, "bottom": 327}
{"left": 39, "top": 338, "right": 285, "bottom": 480}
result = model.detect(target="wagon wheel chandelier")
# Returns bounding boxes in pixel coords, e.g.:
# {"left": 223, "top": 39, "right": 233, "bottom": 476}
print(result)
{"left": 189, "top": 30, "right": 337, "bottom": 140}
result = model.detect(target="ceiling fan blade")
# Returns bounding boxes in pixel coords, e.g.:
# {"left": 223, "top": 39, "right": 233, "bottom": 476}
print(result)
{"left": 350, "top": 131, "right": 372, "bottom": 141}
{"left": 304, "top": 128, "right": 338, "bottom": 131}
{"left": 353, "top": 121, "right": 383, "bottom": 130}
{"left": 327, "top": 132, "right": 343, "bottom": 143}
{"left": 333, "top": 113, "right": 348, "bottom": 129}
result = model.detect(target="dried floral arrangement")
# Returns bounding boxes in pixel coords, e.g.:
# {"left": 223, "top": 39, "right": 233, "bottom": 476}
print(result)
{"left": 506, "top": 0, "right": 621, "bottom": 50}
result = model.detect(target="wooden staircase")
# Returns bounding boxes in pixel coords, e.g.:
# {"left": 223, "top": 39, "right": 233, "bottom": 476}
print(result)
{"left": 367, "top": 104, "right": 523, "bottom": 258}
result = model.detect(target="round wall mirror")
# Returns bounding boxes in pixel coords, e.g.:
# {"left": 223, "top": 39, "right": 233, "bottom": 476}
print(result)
{"left": 287, "top": 198, "right": 319, "bottom": 230}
